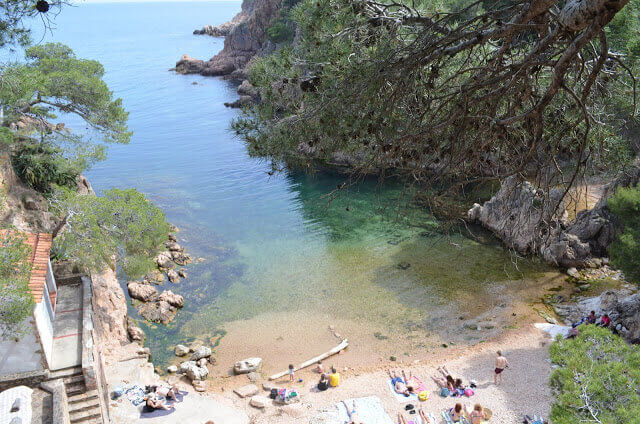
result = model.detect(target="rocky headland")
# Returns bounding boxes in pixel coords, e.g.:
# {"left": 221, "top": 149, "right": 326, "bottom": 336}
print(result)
{"left": 175, "top": 0, "right": 281, "bottom": 79}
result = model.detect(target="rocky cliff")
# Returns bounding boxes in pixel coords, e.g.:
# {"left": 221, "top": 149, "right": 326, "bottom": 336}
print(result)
{"left": 175, "top": 0, "right": 282, "bottom": 78}
{"left": 468, "top": 159, "right": 640, "bottom": 268}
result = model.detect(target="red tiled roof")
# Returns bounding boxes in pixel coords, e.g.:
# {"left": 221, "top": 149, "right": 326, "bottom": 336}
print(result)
{"left": 1, "top": 230, "right": 52, "bottom": 303}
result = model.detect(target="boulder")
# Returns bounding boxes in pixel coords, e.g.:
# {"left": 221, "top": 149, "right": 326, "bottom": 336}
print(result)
{"left": 224, "top": 95, "right": 253, "bottom": 109}
{"left": 237, "top": 80, "right": 257, "bottom": 97}
{"left": 197, "top": 358, "right": 208, "bottom": 367}
{"left": 126, "top": 319, "right": 145, "bottom": 342}
{"left": 168, "top": 233, "right": 178, "bottom": 242}
{"left": 247, "top": 371, "right": 260, "bottom": 382}
{"left": 158, "top": 290, "right": 184, "bottom": 308}
{"left": 154, "top": 251, "right": 174, "bottom": 269}
{"left": 262, "top": 381, "right": 278, "bottom": 391}
{"left": 250, "top": 395, "right": 270, "bottom": 409}
{"left": 233, "top": 384, "right": 259, "bottom": 398}
{"left": 167, "top": 269, "right": 180, "bottom": 283}
{"left": 167, "top": 365, "right": 178, "bottom": 373}
{"left": 567, "top": 267, "right": 580, "bottom": 278}
{"left": 189, "top": 346, "right": 212, "bottom": 361}
{"left": 233, "top": 357, "right": 262, "bottom": 375}
{"left": 146, "top": 269, "right": 165, "bottom": 282}
{"left": 127, "top": 282, "right": 158, "bottom": 302}
{"left": 138, "top": 300, "right": 177, "bottom": 324}
{"left": 192, "top": 380, "right": 207, "bottom": 392}
{"left": 22, "top": 194, "right": 42, "bottom": 211}
{"left": 180, "top": 360, "right": 196, "bottom": 373}
{"left": 165, "top": 241, "right": 183, "bottom": 252}
{"left": 187, "top": 365, "right": 209, "bottom": 381}
{"left": 174, "top": 344, "right": 189, "bottom": 357}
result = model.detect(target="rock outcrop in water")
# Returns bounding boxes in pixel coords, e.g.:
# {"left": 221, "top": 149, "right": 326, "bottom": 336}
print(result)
{"left": 176, "top": 0, "right": 281, "bottom": 78}
{"left": 468, "top": 159, "right": 640, "bottom": 268}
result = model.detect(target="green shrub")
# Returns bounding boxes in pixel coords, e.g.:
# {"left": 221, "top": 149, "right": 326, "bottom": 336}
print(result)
{"left": 267, "top": 19, "right": 295, "bottom": 44}
{"left": 0, "top": 229, "right": 34, "bottom": 338}
{"left": 11, "top": 142, "right": 79, "bottom": 193}
{"left": 607, "top": 183, "right": 640, "bottom": 283}
{"left": 550, "top": 325, "right": 640, "bottom": 423}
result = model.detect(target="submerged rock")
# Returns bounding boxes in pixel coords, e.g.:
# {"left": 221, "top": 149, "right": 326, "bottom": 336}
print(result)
{"left": 138, "top": 300, "right": 177, "bottom": 324}
{"left": 167, "top": 269, "right": 180, "bottom": 283}
{"left": 174, "top": 344, "right": 189, "bottom": 357}
{"left": 127, "top": 282, "right": 158, "bottom": 302}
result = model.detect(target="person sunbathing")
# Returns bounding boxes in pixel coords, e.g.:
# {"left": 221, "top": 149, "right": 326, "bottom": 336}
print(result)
{"left": 465, "top": 404, "right": 488, "bottom": 424}
{"left": 418, "top": 407, "right": 434, "bottom": 424}
{"left": 343, "top": 400, "right": 363, "bottom": 424}
{"left": 448, "top": 403, "right": 463, "bottom": 422}
{"left": 144, "top": 395, "right": 173, "bottom": 411}
{"left": 153, "top": 383, "right": 183, "bottom": 402}
{"left": 431, "top": 374, "right": 455, "bottom": 391}
{"left": 389, "top": 369, "right": 414, "bottom": 396}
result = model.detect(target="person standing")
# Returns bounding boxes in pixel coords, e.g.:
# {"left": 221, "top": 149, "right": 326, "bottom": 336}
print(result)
{"left": 288, "top": 364, "right": 295, "bottom": 382}
{"left": 494, "top": 350, "right": 509, "bottom": 385}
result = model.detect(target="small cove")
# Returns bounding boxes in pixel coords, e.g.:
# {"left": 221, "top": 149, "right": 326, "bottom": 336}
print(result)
{"left": 36, "top": 1, "right": 566, "bottom": 373}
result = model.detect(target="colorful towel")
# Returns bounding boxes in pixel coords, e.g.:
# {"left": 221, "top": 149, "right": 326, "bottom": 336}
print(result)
{"left": 387, "top": 379, "right": 419, "bottom": 403}
{"left": 124, "top": 385, "right": 147, "bottom": 406}
{"left": 335, "top": 396, "right": 394, "bottom": 424}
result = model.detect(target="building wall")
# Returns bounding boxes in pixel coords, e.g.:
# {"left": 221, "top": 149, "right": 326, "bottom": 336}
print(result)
{"left": 33, "top": 299, "right": 53, "bottom": 368}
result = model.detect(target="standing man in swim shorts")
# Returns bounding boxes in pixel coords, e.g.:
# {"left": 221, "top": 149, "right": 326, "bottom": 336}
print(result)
{"left": 494, "top": 350, "right": 509, "bottom": 385}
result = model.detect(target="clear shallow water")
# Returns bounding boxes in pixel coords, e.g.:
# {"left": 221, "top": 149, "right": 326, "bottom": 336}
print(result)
{"left": 34, "top": 2, "right": 559, "bottom": 368}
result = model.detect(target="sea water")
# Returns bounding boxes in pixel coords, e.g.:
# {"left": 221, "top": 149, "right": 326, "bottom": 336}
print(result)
{"left": 31, "top": 1, "right": 563, "bottom": 371}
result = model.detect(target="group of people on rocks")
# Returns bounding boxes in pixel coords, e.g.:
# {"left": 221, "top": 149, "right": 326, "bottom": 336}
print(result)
{"left": 569, "top": 310, "right": 612, "bottom": 338}
{"left": 143, "top": 383, "right": 184, "bottom": 411}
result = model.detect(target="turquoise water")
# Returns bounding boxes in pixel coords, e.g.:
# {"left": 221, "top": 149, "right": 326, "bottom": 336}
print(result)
{"left": 32, "top": 2, "right": 558, "bottom": 368}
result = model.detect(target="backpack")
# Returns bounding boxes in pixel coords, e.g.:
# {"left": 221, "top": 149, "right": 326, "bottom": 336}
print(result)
{"left": 440, "top": 387, "right": 450, "bottom": 397}
{"left": 270, "top": 388, "right": 278, "bottom": 399}
{"left": 464, "top": 388, "right": 474, "bottom": 397}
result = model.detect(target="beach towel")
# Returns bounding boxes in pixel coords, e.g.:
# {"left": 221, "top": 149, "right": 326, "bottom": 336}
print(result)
{"left": 441, "top": 410, "right": 471, "bottom": 424}
{"left": 139, "top": 405, "right": 176, "bottom": 419}
{"left": 534, "top": 323, "right": 571, "bottom": 339}
{"left": 124, "top": 385, "right": 147, "bottom": 406}
{"left": 387, "top": 379, "right": 419, "bottom": 403}
{"left": 335, "top": 396, "right": 394, "bottom": 424}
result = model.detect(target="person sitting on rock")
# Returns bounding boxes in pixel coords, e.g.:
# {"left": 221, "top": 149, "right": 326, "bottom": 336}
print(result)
{"left": 598, "top": 314, "right": 611, "bottom": 328}
{"left": 586, "top": 310, "right": 597, "bottom": 324}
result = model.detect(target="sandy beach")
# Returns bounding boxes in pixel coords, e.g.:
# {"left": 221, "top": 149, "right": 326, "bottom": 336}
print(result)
{"left": 166, "top": 324, "right": 555, "bottom": 424}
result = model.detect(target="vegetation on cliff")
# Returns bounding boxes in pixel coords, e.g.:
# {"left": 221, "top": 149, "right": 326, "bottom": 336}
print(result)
{"left": 50, "top": 188, "right": 171, "bottom": 278}
{"left": 608, "top": 183, "right": 640, "bottom": 283}
{"left": 235, "top": 0, "right": 640, "bottom": 201}
{"left": 550, "top": 325, "right": 640, "bottom": 423}
{"left": 0, "top": 230, "right": 33, "bottom": 337}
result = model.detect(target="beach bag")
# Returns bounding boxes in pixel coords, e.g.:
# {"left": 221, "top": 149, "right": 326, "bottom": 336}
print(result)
{"left": 440, "top": 387, "right": 450, "bottom": 397}
{"left": 270, "top": 388, "right": 278, "bottom": 399}
{"left": 418, "top": 391, "right": 429, "bottom": 401}
{"left": 464, "top": 388, "right": 474, "bottom": 397}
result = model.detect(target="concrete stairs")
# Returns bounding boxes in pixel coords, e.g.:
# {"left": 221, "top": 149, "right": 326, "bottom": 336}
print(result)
{"left": 48, "top": 366, "right": 103, "bottom": 424}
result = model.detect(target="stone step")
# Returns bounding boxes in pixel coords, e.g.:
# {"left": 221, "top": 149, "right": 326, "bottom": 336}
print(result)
{"left": 66, "top": 381, "right": 86, "bottom": 396}
{"left": 64, "top": 374, "right": 85, "bottom": 385}
{"left": 69, "top": 407, "right": 101, "bottom": 423}
{"left": 68, "top": 390, "right": 99, "bottom": 404}
{"left": 68, "top": 397, "right": 100, "bottom": 414}
{"left": 48, "top": 366, "right": 82, "bottom": 380}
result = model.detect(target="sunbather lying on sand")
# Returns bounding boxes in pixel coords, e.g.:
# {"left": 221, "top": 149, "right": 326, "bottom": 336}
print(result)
{"left": 431, "top": 373, "right": 455, "bottom": 391}
{"left": 388, "top": 369, "right": 415, "bottom": 396}
{"left": 144, "top": 395, "right": 173, "bottom": 411}
{"left": 397, "top": 407, "right": 434, "bottom": 424}
{"left": 343, "top": 400, "right": 363, "bottom": 424}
